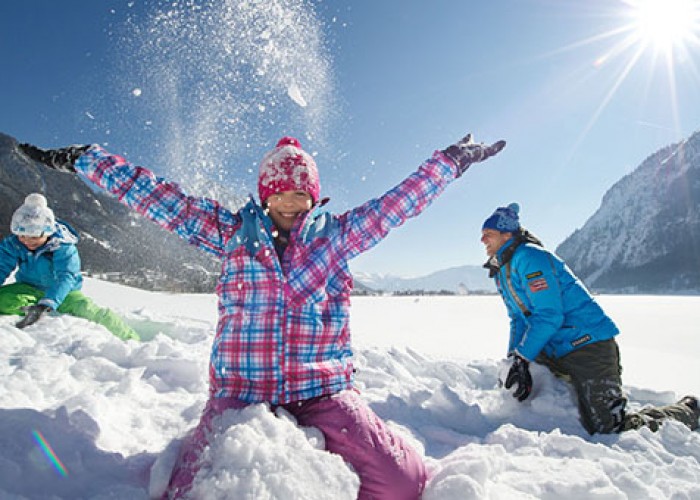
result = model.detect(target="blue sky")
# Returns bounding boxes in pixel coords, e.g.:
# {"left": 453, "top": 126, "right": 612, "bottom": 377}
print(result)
{"left": 2, "top": 0, "right": 700, "bottom": 277}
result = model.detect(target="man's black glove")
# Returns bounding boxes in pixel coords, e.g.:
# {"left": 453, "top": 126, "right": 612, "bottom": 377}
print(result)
{"left": 442, "top": 134, "right": 506, "bottom": 176}
{"left": 16, "top": 304, "right": 52, "bottom": 329}
{"left": 18, "top": 143, "right": 90, "bottom": 173}
{"left": 503, "top": 354, "right": 532, "bottom": 402}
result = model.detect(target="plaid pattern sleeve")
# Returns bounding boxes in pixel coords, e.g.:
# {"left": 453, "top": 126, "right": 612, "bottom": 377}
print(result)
{"left": 337, "top": 150, "right": 459, "bottom": 259}
{"left": 74, "top": 145, "right": 240, "bottom": 257}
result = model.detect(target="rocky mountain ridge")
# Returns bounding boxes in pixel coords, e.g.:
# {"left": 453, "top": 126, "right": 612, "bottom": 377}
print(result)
{"left": 556, "top": 130, "right": 700, "bottom": 293}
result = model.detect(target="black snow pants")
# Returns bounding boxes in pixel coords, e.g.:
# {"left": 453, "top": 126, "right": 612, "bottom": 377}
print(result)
{"left": 537, "top": 338, "right": 698, "bottom": 434}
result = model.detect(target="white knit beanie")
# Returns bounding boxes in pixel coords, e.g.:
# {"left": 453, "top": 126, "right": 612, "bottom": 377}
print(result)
{"left": 10, "top": 193, "right": 56, "bottom": 237}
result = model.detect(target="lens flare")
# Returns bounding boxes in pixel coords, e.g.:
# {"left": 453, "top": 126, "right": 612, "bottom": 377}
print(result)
{"left": 32, "top": 430, "right": 68, "bottom": 477}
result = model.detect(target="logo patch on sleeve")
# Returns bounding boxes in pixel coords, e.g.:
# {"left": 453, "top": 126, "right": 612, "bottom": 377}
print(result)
{"left": 528, "top": 277, "right": 549, "bottom": 292}
{"left": 525, "top": 271, "right": 543, "bottom": 279}
{"left": 571, "top": 334, "right": 591, "bottom": 347}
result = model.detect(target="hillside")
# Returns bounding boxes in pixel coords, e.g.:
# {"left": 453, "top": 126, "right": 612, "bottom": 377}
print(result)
{"left": 557, "top": 130, "right": 700, "bottom": 293}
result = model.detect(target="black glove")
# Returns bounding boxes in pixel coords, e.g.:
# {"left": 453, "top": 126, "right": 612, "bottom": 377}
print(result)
{"left": 18, "top": 143, "right": 90, "bottom": 173}
{"left": 16, "top": 304, "right": 52, "bottom": 329}
{"left": 504, "top": 354, "right": 532, "bottom": 402}
{"left": 442, "top": 134, "right": 506, "bottom": 176}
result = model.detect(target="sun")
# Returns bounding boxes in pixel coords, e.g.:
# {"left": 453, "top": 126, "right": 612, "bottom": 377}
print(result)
{"left": 536, "top": 1, "right": 700, "bottom": 160}
{"left": 627, "top": 0, "right": 700, "bottom": 50}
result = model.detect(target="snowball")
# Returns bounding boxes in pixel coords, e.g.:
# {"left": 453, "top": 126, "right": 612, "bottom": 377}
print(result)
{"left": 287, "top": 82, "right": 307, "bottom": 107}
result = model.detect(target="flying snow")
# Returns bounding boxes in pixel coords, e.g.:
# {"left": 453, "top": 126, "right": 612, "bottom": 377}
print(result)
{"left": 114, "top": 0, "right": 337, "bottom": 197}
{"left": 287, "top": 82, "right": 308, "bottom": 107}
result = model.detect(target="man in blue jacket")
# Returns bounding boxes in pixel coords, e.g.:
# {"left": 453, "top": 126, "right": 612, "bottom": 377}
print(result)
{"left": 481, "top": 202, "right": 698, "bottom": 434}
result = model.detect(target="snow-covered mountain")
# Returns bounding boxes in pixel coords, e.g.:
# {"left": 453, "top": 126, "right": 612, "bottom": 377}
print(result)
{"left": 556, "top": 129, "right": 700, "bottom": 293}
{"left": 6, "top": 127, "right": 700, "bottom": 295}
{"left": 353, "top": 264, "right": 495, "bottom": 294}
{"left": 0, "top": 132, "right": 228, "bottom": 292}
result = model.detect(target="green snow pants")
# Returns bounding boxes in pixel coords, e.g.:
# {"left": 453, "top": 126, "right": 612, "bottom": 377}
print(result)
{"left": 537, "top": 338, "right": 697, "bottom": 434}
{"left": 0, "top": 282, "right": 140, "bottom": 341}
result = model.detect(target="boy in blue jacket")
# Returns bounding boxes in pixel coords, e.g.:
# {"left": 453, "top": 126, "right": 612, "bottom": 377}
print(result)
{"left": 481, "top": 202, "right": 698, "bottom": 434}
{"left": 0, "top": 193, "right": 139, "bottom": 340}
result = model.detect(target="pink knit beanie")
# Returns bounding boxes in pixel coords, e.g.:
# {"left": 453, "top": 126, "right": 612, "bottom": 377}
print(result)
{"left": 258, "top": 136, "right": 320, "bottom": 204}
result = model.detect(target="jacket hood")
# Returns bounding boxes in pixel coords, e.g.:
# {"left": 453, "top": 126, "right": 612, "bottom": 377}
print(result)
{"left": 50, "top": 220, "right": 80, "bottom": 244}
{"left": 38, "top": 220, "right": 80, "bottom": 254}
{"left": 484, "top": 228, "right": 543, "bottom": 277}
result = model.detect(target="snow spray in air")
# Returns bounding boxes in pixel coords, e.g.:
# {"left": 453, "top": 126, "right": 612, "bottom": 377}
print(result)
{"left": 114, "top": 0, "right": 337, "bottom": 200}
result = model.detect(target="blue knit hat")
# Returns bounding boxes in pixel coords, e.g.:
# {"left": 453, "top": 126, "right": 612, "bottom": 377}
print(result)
{"left": 482, "top": 203, "right": 520, "bottom": 232}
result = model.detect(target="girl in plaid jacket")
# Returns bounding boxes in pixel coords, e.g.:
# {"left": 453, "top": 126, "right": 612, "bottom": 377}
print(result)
{"left": 20, "top": 134, "right": 505, "bottom": 499}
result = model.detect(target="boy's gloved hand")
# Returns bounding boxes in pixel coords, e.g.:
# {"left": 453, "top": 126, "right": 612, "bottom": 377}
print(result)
{"left": 16, "top": 304, "right": 52, "bottom": 329}
{"left": 442, "top": 134, "right": 506, "bottom": 176}
{"left": 503, "top": 354, "right": 532, "bottom": 402}
{"left": 18, "top": 143, "right": 90, "bottom": 173}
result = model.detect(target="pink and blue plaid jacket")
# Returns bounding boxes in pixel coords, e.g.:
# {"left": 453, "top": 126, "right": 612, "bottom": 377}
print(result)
{"left": 75, "top": 146, "right": 459, "bottom": 404}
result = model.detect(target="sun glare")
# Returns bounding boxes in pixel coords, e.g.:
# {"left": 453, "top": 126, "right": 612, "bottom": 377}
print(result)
{"left": 539, "top": 1, "right": 700, "bottom": 165}
{"left": 630, "top": 0, "right": 700, "bottom": 49}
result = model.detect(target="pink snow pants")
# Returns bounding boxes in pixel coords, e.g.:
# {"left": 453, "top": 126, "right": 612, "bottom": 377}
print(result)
{"left": 163, "top": 390, "right": 427, "bottom": 499}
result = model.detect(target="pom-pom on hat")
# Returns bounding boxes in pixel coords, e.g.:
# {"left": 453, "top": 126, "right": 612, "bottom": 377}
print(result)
{"left": 258, "top": 136, "right": 320, "bottom": 204}
{"left": 482, "top": 202, "right": 521, "bottom": 233}
{"left": 11, "top": 193, "right": 56, "bottom": 237}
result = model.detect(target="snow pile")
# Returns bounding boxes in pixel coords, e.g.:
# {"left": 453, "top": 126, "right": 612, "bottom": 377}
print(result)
{"left": 0, "top": 279, "right": 698, "bottom": 499}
